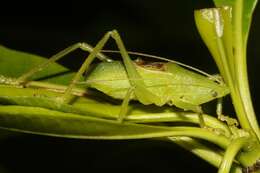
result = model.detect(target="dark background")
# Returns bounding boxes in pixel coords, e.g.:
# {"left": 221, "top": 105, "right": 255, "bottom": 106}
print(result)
{"left": 0, "top": 1, "right": 259, "bottom": 172}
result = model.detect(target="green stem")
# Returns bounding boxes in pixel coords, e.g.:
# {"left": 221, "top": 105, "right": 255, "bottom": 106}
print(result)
{"left": 128, "top": 112, "right": 231, "bottom": 137}
{"left": 218, "top": 137, "right": 249, "bottom": 173}
{"left": 168, "top": 136, "right": 242, "bottom": 173}
{"left": 233, "top": 0, "right": 260, "bottom": 141}
{"left": 214, "top": 17, "right": 252, "bottom": 136}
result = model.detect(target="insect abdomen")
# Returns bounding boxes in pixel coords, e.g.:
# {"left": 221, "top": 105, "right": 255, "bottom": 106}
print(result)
{"left": 86, "top": 61, "right": 133, "bottom": 99}
{"left": 86, "top": 61, "right": 230, "bottom": 106}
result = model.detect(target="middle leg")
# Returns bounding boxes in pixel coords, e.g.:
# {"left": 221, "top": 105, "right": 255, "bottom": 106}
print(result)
{"left": 118, "top": 87, "right": 134, "bottom": 123}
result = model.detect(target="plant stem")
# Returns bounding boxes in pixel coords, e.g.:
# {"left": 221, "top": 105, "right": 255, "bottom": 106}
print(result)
{"left": 168, "top": 136, "right": 242, "bottom": 173}
{"left": 218, "top": 137, "right": 249, "bottom": 173}
{"left": 233, "top": 0, "right": 260, "bottom": 141}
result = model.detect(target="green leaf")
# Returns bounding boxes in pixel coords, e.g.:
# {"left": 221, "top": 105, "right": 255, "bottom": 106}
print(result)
{"left": 0, "top": 105, "right": 230, "bottom": 148}
{"left": 0, "top": 45, "right": 74, "bottom": 85}
{"left": 213, "top": 0, "right": 258, "bottom": 44}
{"left": 194, "top": 7, "right": 234, "bottom": 81}
{"left": 0, "top": 105, "right": 179, "bottom": 140}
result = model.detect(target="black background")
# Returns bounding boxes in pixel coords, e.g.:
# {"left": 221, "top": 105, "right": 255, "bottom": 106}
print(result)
{"left": 0, "top": 1, "right": 259, "bottom": 172}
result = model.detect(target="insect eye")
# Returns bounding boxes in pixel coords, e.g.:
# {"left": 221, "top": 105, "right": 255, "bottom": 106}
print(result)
{"left": 210, "top": 90, "right": 218, "bottom": 97}
{"left": 168, "top": 100, "right": 174, "bottom": 106}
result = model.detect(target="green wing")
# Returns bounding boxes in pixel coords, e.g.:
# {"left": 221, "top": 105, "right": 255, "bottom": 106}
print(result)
{"left": 86, "top": 61, "right": 230, "bottom": 107}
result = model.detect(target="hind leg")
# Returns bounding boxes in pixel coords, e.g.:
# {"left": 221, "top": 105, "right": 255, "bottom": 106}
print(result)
{"left": 17, "top": 42, "right": 111, "bottom": 84}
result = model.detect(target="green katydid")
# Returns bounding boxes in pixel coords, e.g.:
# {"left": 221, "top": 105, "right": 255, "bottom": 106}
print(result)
{"left": 0, "top": 30, "right": 230, "bottom": 127}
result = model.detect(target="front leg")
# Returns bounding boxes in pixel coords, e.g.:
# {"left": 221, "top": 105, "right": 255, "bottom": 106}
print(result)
{"left": 217, "top": 98, "right": 239, "bottom": 126}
